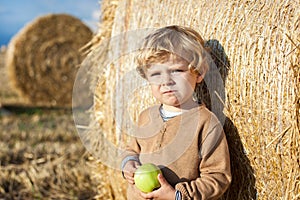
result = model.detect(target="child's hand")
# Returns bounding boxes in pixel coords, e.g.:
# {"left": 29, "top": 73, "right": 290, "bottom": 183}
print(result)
{"left": 123, "top": 160, "right": 141, "bottom": 184}
{"left": 139, "top": 173, "right": 176, "bottom": 200}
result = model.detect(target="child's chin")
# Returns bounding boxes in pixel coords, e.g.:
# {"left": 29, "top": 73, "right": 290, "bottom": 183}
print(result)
{"left": 162, "top": 102, "right": 181, "bottom": 109}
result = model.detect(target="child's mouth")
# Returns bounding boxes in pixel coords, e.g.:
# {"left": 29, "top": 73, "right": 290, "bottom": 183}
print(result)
{"left": 163, "top": 90, "right": 176, "bottom": 94}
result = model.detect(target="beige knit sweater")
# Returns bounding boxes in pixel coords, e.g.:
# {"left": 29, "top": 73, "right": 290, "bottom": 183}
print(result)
{"left": 123, "top": 105, "right": 231, "bottom": 200}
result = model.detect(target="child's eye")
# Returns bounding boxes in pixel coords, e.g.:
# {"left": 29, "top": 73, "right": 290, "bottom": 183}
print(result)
{"left": 171, "top": 69, "right": 184, "bottom": 74}
{"left": 150, "top": 72, "right": 160, "bottom": 77}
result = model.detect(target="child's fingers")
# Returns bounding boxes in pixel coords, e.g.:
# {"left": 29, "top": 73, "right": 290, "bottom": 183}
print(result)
{"left": 126, "top": 176, "right": 135, "bottom": 184}
{"left": 123, "top": 170, "right": 136, "bottom": 184}
{"left": 122, "top": 160, "right": 141, "bottom": 184}
{"left": 157, "top": 173, "right": 167, "bottom": 185}
{"left": 124, "top": 175, "right": 135, "bottom": 184}
{"left": 139, "top": 190, "right": 155, "bottom": 199}
{"left": 123, "top": 165, "right": 136, "bottom": 175}
{"left": 134, "top": 161, "right": 141, "bottom": 168}
{"left": 124, "top": 171, "right": 134, "bottom": 179}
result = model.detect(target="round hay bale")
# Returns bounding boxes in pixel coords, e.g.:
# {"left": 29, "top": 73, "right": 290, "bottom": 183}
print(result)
{"left": 86, "top": 0, "right": 299, "bottom": 199}
{"left": 6, "top": 13, "right": 93, "bottom": 107}
{"left": 0, "top": 46, "right": 28, "bottom": 106}
{"left": 73, "top": 0, "right": 126, "bottom": 199}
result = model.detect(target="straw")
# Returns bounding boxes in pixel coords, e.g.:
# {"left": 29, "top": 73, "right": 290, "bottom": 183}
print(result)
{"left": 88, "top": 0, "right": 300, "bottom": 199}
{"left": 6, "top": 14, "right": 93, "bottom": 107}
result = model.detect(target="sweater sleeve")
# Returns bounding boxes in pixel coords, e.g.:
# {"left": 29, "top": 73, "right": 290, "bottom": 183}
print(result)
{"left": 121, "top": 136, "right": 141, "bottom": 160}
{"left": 175, "top": 123, "right": 232, "bottom": 200}
{"left": 120, "top": 108, "right": 150, "bottom": 167}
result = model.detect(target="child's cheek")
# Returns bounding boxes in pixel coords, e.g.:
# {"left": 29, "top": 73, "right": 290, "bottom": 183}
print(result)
{"left": 150, "top": 85, "right": 162, "bottom": 99}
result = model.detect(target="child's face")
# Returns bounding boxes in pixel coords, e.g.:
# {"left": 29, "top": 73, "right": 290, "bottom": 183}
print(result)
{"left": 145, "top": 59, "right": 203, "bottom": 112}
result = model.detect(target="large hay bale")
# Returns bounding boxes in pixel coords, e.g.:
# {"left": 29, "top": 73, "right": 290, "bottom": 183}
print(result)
{"left": 74, "top": 1, "right": 124, "bottom": 199}
{"left": 6, "top": 14, "right": 93, "bottom": 107}
{"left": 81, "top": 0, "right": 299, "bottom": 199}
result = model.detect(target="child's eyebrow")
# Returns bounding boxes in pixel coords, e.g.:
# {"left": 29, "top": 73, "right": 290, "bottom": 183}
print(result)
{"left": 146, "top": 68, "right": 161, "bottom": 76}
{"left": 169, "top": 63, "right": 188, "bottom": 69}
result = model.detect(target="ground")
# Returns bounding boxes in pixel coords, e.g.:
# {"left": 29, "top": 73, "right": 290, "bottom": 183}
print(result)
{"left": 0, "top": 48, "right": 99, "bottom": 199}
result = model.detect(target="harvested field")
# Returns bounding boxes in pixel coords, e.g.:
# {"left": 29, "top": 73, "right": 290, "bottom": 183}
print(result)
{"left": 0, "top": 49, "right": 98, "bottom": 199}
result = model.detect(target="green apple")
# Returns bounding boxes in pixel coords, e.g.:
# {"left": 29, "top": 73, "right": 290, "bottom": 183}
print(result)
{"left": 134, "top": 163, "right": 162, "bottom": 193}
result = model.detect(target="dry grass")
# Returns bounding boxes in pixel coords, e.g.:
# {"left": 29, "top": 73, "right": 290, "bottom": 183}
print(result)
{"left": 5, "top": 14, "right": 93, "bottom": 108}
{"left": 82, "top": 0, "right": 300, "bottom": 199}
{"left": 0, "top": 107, "right": 99, "bottom": 200}
{"left": 0, "top": 49, "right": 98, "bottom": 200}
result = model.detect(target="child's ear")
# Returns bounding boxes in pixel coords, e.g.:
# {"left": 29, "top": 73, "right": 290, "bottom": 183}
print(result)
{"left": 196, "top": 74, "right": 204, "bottom": 83}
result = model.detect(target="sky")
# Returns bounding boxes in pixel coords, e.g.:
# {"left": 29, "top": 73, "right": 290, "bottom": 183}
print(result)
{"left": 0, "top": 0, "right": 101, "bottom": 46}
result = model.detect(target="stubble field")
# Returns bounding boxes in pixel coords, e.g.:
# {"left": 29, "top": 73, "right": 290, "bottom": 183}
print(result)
{"left": 0, "top": 48, "right": 98, "bottom": 200}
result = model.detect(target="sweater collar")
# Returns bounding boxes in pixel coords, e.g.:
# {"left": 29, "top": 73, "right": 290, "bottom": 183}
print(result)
{"left": 151, "top": 104, "right": 204, "bottom": 123}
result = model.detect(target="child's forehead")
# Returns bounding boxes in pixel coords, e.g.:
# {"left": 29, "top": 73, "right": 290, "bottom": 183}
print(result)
{"left": 149, "top": 56, "right": 188, "bottom": 67}
{"left": 150, "top": 60, "right": 186, "bottom": 68}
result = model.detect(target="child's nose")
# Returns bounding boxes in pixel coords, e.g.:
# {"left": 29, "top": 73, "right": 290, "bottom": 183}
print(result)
{"left": 161, "top": 74, "right": 174, "bottom": 85}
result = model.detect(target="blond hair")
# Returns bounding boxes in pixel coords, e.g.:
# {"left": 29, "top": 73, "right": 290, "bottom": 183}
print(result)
{"left": 135, "top": 25, "right": 212, "bottom": 78}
